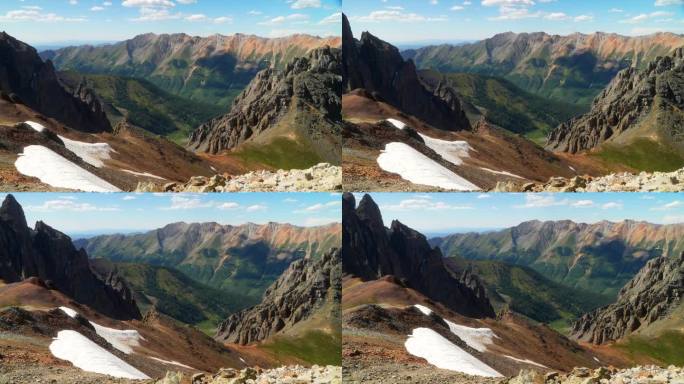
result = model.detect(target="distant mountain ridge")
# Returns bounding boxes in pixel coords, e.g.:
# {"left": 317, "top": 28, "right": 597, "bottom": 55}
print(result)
{"left": 74, "top": 221, "right": 341, "bottom": 305}
{"left": 404, "top": 31, "right": 684, "bottom": 107}
{"left": 432, "top": 220, "right": 684, "bottom": 297}
{"left": 43, "top": 32, "right": 342, "bottom": 107}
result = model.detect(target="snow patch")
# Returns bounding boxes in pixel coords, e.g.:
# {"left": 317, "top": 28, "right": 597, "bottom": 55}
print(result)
{"left": 15, "top": 145, "right": 120, "bottom": 192}
{"left": 90, "top": 322, "right": 143, "bottom": 355}
{"left": 377, "top": 142, "right": 480, "bottom": 191}
{"left": 49, "top": 330, "right": 150, "bottom": 380}
{"left": 121, "top": 169, "right": 166, "bottom": 180}
{"left": 570, "top": 166, "right": 577, "bottom": 172}
{"left": 504, "top": 355, "right": 548, "bottom": 368}
{"left": 58, "top": 136, "right": 113, "bottom": 168}
{"left": 25, "top": 121, "right": 45, "bottom": 133}
{"left": 59, "top": 307, "right": 78, "bottom": 318}
{"left": 386, "top": 118, "right": 407, "bottom": 130}
{"left": 443, "top": 319, "right": 497, "bottom": 353}
{"left": 148, "top": 356, "right": 195, "bottom": 370}
{"left": 405, "top": 328, "right": 502, "bottom": 377}
{"left": 480, "top": 167, "right": 524, "bottom": 179}
{"left": 594, "top": 357, "right": 600, "bottom": 363}
{"left": 414, "top": 304, "right": 433, "bottom": 316}
{"left": 419, "top": 133, "right": 471, "bottom": 166}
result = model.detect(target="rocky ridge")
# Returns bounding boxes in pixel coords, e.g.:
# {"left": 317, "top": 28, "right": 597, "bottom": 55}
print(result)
{"left": 0, "top": 31, "right": 111, "bottom": 133}
{"left": 188, "top": 46, "right": 342, "bottom": 163}
{"left": 148, "top": 365, "right": 341, "bottom": 384}
{"left": 342, "top": 14, "right": 471, "bottom": 132}
{"left": 215, "top": 248, "right": 340, "bottom": 345}
{"left": 136, "top": 163, "right": 342, "bottom": 192}
{"left": 0, "top": 195, "right": 140, "bottom": 320}
{"left": 342, "top": 192, "right": 495, "bottom": 318}
{"left": 492, "top": 168, "right": 684, "bottom": 192}
{"left": 506, "top": 365, "right": 684, "bottom": 384}
{"left": 571, "top": 253, "right": 684, "bottom": 344}
{"left": 547, "top": 48, "right": 684, "bottom": 153}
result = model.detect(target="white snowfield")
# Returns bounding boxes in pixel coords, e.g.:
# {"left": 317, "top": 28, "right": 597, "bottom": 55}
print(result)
{"left": 405, "top": 328, "right": 502, "bottom": 378}
{"left": 121, "top": 169, "right": 166, "bottom": 180}
{"left": 443, "top": 319, "right": 497, "bottom": 353}
{"left": 480, "top": 167, "right": 524, "bottom": 179}
{"left": 15, "top": 145, "right": 120, "bottom": 192}
{"left": 58, "top": 135, "right": 114, "bottom": 168}
{"left": 386, "top": 118, "right": 407, "bottom": 130}
{"left": 377, "top": 142, "right": 480, "bottom": 191}
{"left": 25, "top": 121, "right": 46, "bottom": 133}
{"left": 90, "top": 322, "right": 143, "bottom": 355}
{"left": 49, "top": 330, "right": 150, "bottom": 380}
{"left": 418, "top": 133, "right": 472, "bottom": 166}
{"left": 414, "top": 304, "right": 433, "bottom": 316}
{"left": 504, "top": 354, "right": 548, "bottom": 368}
{"left": 149, "top": 356, "right": 195, "bottom": 370}
{"left": 58, "top": 307, "right": 142, "bottom": 355}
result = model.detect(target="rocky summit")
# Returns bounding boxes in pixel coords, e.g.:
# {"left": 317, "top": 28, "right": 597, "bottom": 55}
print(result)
{"left": 0, "top": 195, "right": 140, "bottom": 320}
{"left": 215, "top": 248, "right": 340, "bottom": 345}
{"left": 492, "top": 167, "right": 684, "bottom": 192}
{"left": 342, "top": 192, "right": 495, "bottom": 318}
{"left": 506, "top": 365, "right": 684, "bottom": 384}
{"left": 547, "top": 48, "right": 684, "bottom": 154}
{"left": 0, "top": 32, "right": 111, "bottom": 133}
{"left": 571, "top": 253, "right": 684, "bottom": 344}
{"left": 188, "top": 46, "right": 342, "bottom": 164}
{"left": 342, "top": 14, "right": 470, "bottom": 132}
{"left": 149, "top": 365, "right": 341, "bottom": 384}
{"left": 136, "top": 163, "right": 342, "bottom": 192}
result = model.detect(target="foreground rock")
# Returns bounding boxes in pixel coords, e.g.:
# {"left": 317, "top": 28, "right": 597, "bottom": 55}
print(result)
{"left": 493, "top": 168, "right": 684, "bottom": 192}
{"left": 136, "top": 163, "right": 342, "bottom": 192}
{"left": 150, "top": 365, "right": 341, "bottom": 384}
{"left": 506, "top": 366, "right": 684, "bottom": 384}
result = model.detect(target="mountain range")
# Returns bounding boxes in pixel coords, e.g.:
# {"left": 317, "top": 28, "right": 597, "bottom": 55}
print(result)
{"left": 42, "top": 33, "right": 341, "bottom": 107}
{"left": 74, "top": 222, "right": 341, "bottom": 306}
{"left": 404, "top": 31, "right": 684, "bottom": 108}
{"left": 431, "top": 220, "right": 684, "bottom": 297}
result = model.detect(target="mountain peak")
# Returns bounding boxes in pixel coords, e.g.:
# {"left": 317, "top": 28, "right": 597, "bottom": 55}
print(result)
{"left": 0, "top": 194, "right": 27, "bottom": 229}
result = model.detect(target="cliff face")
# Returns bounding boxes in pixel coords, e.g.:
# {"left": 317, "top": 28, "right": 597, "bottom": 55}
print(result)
{"left": 342, "top": 193, "right": 494, "bottom": 318}
{"left": 547, "top": 48, "right": 684, "bottom": 153}
{"left": 188, "top": 46, "right": 342, "bottom": 164}
{"left": 0, "top": 195, "right": 139, "bottom": 320}
{"left": 342, "top": 14, "right": 471, "bottom": 132}
{"left": 571, "top": 253, "right": 684, "bottom": 344}
{"left": 0, "top": 32, "right": 111, "bottom": 133}
{"left": 215, "top": 248, "right": 341, "bottom": 345}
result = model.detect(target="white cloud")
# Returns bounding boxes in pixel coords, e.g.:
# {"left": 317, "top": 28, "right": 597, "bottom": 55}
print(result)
{"left": 91, "top": 6, "right": 105, "bottom": 11}
{"left": 609, "top": 8, "right": 624, "bottom": 13}
{"left": 131, "top": 7, "right": 181, "bottom": 21}
{"left": 481, "top": 0, "right": 534, "bottom": 5}
{"left": 69, "top": 0, "right": 78, "bottom": 5}
{"left": 249, "top": 10, "right": 263, "bottom": 15}
{"left": 246, "top": 204, "right": 267, "bottom": 212}
{"left": 185, "top": 13, "right": 207, "bottom": 21}
{"left": 451, "top": 5, "right": 465, "bottom": 11}
{"left": 602, "top": 202, "right": 623, "bottom": 210}
{"left": 655, "top": 0, "right": 684, "bottom": 6}
{"left": 283, "top": 198, "right": 298, "bottom": 203}
{"left": 353, "top": 10, "right": 447, "bottom": 22}
{"left": 621, "top": 11, "right": 673, "bottom": 24}
{"left": 574, "top": 14, "right": 593, "bottom": 22}
{"left": 651, "top": 200, "right": 683, "bottom": 211}
{"left": 382, "top": 198, "right": 473, "bottom": 211}
{"left": 122, "top": 0, "right": 174, "bottom": 7}
{"left": 0, "top": 8, "right": 86, "bottom": 22}
{"left": 176, "top": 0, "right": 197, "bottom": 3}
{"left": 218, "top": 202, "right": 240, "bottom": 210}
{"left": 319, "top": 12, "right": 341, "bottom": 24}
{"left": 259, "top": 13, "right": 309, "bottom": 25}
{"left": 545, "top": 12, "right": 569, "bottom": 20}
{"left": 291, "top": 0, "right": 321, "bottom": 9}
{"left": 162, "top": 195, "right": 213, "bottom": 210}
{"left": 213, "top": 16, "right": 232, "bottom": 24}
{"left": 122, "top": 196, "right": 136, "bottom": 201}
{"left": 27, "top": 199, "right": 119, "bottom": 212}
{"left": 572, "top": 200, "right": 595, "bottom": 208}
{"left": 477, "top": 194, "right": 491, "bottom": 199}
{"left": 663, "top": 214, "right": 684, "bottom": 224}
{"left": 515, "top": 194, "right": 568, "bottom": 208}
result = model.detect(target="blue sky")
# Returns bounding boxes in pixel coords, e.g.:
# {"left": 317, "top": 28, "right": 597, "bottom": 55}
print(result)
{"left": 4, "top": 192, "right": 341, "bottom": 236}
{"left": 356, "top": 193, "right": 684, "bottom": 233}
{"left": 344, "top": 0, "right": 684, "bottom": 45}
{"left": 0, "top": 0, "right": 341, "bottom": 46}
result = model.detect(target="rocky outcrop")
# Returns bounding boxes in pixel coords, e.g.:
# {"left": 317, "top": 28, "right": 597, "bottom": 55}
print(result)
{"left": 507, "top": 366, "right": 684, "bottom": 384}
{"left": 547, "top": 48, "right": 684, "bottom": 153}
{"left": 571, "top": 253, "right": 684, "bottom": 344}
{"left": 0, "top": 195, "right": 140, "bottom": 320}
{"left": 342, "top": 193, "right": 495, "bottom": 318}
{"left": 153, "top": 365, "right": 341, "bottom": 384}
{"left": 342, "top": 14, "right": 471, "bottom": 132}
{"left": 135, "top": 163, "right": 342, "bottom": 192}
{"left": 188, "top": 46, "right": 342, "bottom": 164}
{"left": 215, "top": 248, "right": 341, "bottom": 345}
{"left": 493, "top": 168, "right": 684, "bottom": 192}
{"left": 0, "top": 32, "right": 111, "bottom": 133}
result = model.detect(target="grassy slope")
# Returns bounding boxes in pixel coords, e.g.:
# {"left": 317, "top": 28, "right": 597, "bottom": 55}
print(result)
{"left": 447, "top": 258, "right": 612, "bottom": 332}
{"left": 419, "top": 70, "right": 584, "bottom": 144}
{"left": 616, "top": 331, "right": 684, "bottom": 366}
{"left": 109, "top": 261, "right": 248, "bottom": 334}
{"left": 59, "top": 72, "right": 224, "bottom": 145}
